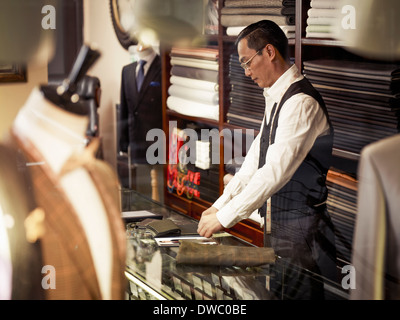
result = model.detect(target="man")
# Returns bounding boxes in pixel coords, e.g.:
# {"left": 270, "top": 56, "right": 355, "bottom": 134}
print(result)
{"left": 198, "top": 20, "right": 336, "bottom": 298}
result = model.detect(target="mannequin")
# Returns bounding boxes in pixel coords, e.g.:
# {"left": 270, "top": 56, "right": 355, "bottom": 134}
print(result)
{"left": 12, "top": 88, "right": 115, "bottom": 299}
{"left": 118, "top": 42, "right": 163, "bottom": 202}
{"left": 6, "top": 45, "right": 126, "bottom": 300}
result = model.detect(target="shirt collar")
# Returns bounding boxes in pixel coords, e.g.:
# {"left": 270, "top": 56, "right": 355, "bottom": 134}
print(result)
{"left": 263, "top": 64, "right": 302, "bottom": 103}
{"left": 138, "top": 50, "right": 157, "bottom": 66}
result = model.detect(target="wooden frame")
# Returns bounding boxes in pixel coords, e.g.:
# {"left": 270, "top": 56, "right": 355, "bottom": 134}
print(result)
{"left": 0, "top": 64, "right": 27, "bottom": 83}
{"left": 109, "top": 0, "right": 137, "bottom": 50}
{"left": 48, "top": 0, "right": 83, "bottom": 84}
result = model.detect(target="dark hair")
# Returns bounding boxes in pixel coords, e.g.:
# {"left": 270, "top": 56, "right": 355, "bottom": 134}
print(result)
{"left": 235, "top": 20, "right": 289, "bottom": 61}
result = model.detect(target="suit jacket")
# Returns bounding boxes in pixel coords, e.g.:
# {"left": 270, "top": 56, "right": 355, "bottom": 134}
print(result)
{"left": 119, "top": 56, "right": 163, "bottom": 164}
{"left": 0, "top": 144, "right": 44, "bottom": 300}
{"left": 351, "top": 134, "right": 400, "bottom": 300}
{"left": 9, "top": 132, "right": 127, "bottom": 300}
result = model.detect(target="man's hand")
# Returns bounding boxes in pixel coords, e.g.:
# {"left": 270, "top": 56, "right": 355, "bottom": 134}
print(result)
{"left": 197, "top": 206, "right": 224, "bottom": 238}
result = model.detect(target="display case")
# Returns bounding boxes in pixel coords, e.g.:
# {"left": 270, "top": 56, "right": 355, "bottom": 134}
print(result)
{"left": 122, "top": 190, "right": 349, "bottom": 300}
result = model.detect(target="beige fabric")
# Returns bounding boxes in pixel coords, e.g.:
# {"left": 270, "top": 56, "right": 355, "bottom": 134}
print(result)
{"left": 351, "top": 134, "right": 400, "bottom": 300}
{"left": 176, "top": 241, "right": 276, "bottom": 267}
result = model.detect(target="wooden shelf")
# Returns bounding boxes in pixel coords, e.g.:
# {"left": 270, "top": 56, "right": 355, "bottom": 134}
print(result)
{"left": 222, "top": 34, "right": 295, "bottom": 46}
{"left": 223, "top": 122, "right": 260, "bottom": 135}
{"left": 332, "top": 148, "right": 360, "bottom": 162}
{"left": 301, "top": 38, "right": 345, "bottom": 47}
{"left": 164, "top": 192, "right": 212, "bottom": 218}
{"left": 166, "top": 109, "right": 219, "bottom": 128}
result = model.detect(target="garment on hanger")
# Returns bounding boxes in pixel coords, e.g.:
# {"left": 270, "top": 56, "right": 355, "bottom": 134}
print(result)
{"left": 351, "top": 134, "right": 400, "bottom": 300}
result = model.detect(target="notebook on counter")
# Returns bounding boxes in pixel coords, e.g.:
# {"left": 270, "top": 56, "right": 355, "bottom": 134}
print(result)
{"left": 121, "top": 210, "right": 163, "bottom": 223}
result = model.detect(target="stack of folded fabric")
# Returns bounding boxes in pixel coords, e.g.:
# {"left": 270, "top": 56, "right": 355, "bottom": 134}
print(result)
{"left": 167, "top": 47, "right": 219, "bottom": 121}
{"left": 304, "top": 59, "right": 400, "bottom": 155}
{"left": 326, "top": 168, "right": 358, "bottom": 268}
{"left": 221, "top": 0, "right": 296, "bottom": 39}
{"left": 227, "top": 53, "right": 265, "bottom": 130}
{"left": 306, "top": 0, "right": 339, "bottom": 38}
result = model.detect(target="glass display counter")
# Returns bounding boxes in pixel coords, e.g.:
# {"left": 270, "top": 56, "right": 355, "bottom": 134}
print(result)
{"left": 121, "top": 189, "right": 349, "bottom": 300}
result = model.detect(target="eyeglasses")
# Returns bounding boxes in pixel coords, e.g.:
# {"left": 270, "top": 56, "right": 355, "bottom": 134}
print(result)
{"left": 240, "top": 50, "right": 261, "bottom": 70}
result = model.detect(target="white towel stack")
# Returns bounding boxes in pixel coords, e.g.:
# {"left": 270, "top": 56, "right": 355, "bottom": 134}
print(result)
{"left": 167, "top": 47, "right": 220, "bottom": 121}
{"left": 306, "top": 0, "right": 340, "bottom": 39}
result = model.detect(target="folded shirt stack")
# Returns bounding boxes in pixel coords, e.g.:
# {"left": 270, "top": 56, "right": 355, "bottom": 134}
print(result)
{"left": 221, "top": 0, "right": 296, "bottom": 39}
{"left": 195, "top": 140, "right": 211, "bottom": 170}
{"left": 326, "top": 168, "right": 358, "bottom": 268}
{"left": 306, "top": 0, "right": 340, "bottom": 39}
{"left": 304, "top": 59, "right": 400, "bottom": 155}
{"left": 167, "top": 46, "right": 220, "bottom": 121}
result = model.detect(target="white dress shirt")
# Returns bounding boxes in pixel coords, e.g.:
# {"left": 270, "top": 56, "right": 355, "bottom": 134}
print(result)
{"left": 135, "top": 49, "right": 157, "bottom": 77}
{"left": 214, "top": 64, "right": 331, "bottom": 228}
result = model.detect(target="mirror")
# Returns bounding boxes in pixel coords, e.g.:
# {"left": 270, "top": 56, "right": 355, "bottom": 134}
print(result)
{"left": 109, "top": 0, "right": 138, "bottom": 50}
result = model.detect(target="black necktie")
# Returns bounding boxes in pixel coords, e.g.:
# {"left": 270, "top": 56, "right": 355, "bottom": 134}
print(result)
{"left": 137, "top": 60, "right": 147, "bottom": 92}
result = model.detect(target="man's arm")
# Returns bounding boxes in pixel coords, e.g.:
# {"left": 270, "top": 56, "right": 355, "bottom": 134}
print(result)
{"left": 212, "top": 131, "right": 261, "bottom": 210}
{"left": 197, "top": 132, "right": 261, "bottom": 238}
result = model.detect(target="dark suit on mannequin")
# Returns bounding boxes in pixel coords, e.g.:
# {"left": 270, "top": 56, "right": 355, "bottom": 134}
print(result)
{"left": 119, "top": 47, "right": 163, "bottom": 200}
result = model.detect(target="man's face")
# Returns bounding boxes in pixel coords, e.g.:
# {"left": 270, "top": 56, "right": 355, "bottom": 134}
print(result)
{"left": 237, "top": 38, "right": 273, "bottom": 88}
